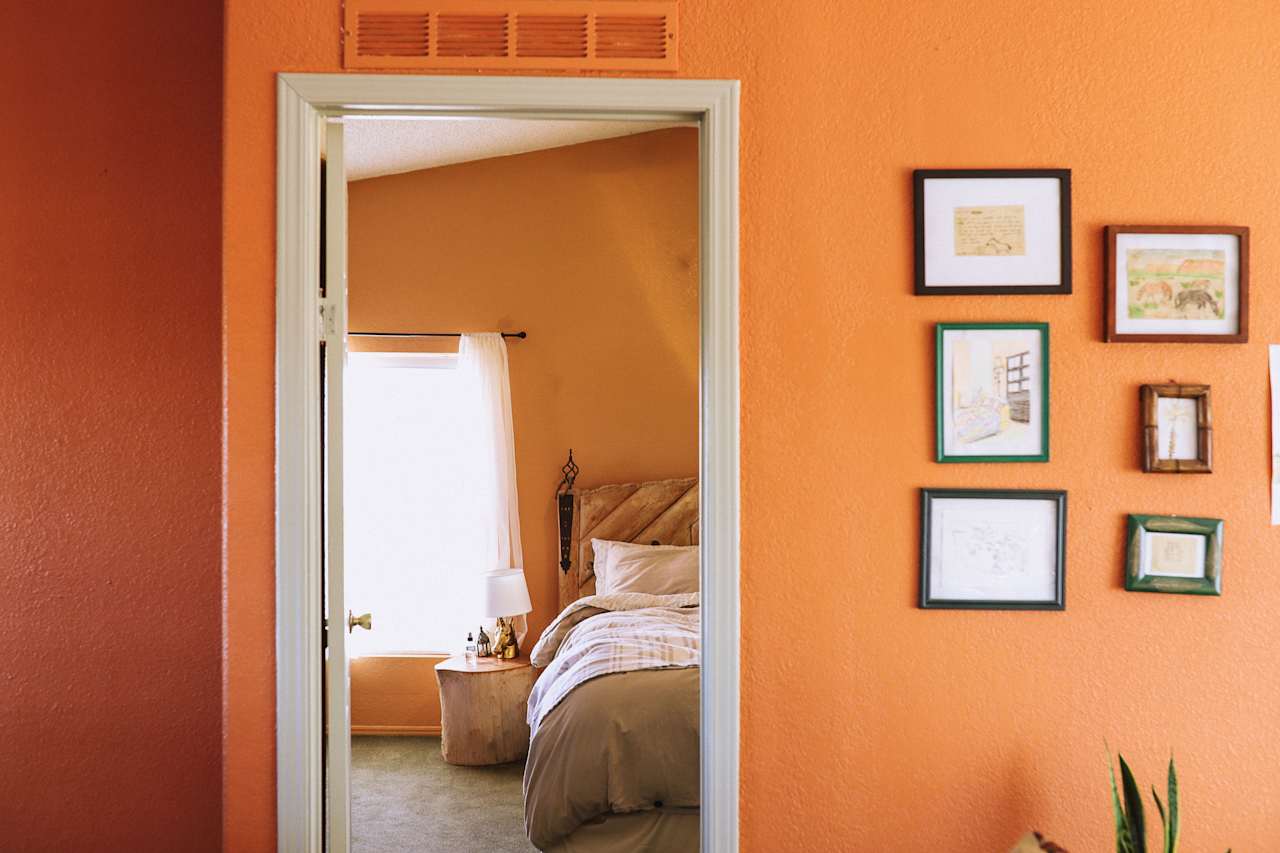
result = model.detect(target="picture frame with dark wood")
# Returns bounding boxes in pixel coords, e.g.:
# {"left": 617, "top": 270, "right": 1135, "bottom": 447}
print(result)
{"left": 920, "top": 488, "right": 1067, "bottom": 610}
{"left": 1125, "top": 514, "right": 1223, "bottom": 596}
{"left": 936, "top": 322, "right": 1050, "bottom": 463}
{"left": 1105, "top": 225, "right": 1249, "bottom": 343}
{"left": 1141, "top": 384, "right": 1212, "bottom": 473}
{"left": 914, "top": 169, "right": 1072, "bottom": 295}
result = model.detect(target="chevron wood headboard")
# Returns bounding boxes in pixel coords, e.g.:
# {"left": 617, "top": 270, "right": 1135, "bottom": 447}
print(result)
{"left": 560, "top": 476, "right": 698, "bottom": 611}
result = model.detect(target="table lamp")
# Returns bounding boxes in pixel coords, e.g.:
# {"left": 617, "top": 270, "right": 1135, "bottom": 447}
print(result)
{"left": 483, "top": 568, "right": 532, "bottom": 659}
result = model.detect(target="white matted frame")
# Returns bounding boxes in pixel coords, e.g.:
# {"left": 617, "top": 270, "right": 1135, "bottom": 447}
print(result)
{"left": 275, "top": 73, "right": 739, "bottom": 853}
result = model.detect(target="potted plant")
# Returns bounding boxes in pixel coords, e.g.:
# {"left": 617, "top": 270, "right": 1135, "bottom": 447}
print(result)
{"left": 1108, "top": 751, "right": 1230, "bottom": 853}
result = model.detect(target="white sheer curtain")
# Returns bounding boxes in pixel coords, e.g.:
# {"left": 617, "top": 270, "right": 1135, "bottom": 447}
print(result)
{"left": 458, "top": 333, "right": 528, "bottom": 642}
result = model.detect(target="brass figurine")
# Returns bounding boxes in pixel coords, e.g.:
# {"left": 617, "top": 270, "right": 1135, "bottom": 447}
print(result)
{"left": 476, "top": 625, "right": 492, "bottom": 657}
{"left": 493, "top": 617, "right": 519, "bottom": 659}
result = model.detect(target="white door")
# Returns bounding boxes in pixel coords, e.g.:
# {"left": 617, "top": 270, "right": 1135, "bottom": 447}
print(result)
{"left": 322, "top": 117, "right": 353, "bottom": 853}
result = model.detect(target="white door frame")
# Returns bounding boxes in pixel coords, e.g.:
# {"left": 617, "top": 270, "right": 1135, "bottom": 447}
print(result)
{"left": 275, "top": 73, "right": 740, "bottom": 853}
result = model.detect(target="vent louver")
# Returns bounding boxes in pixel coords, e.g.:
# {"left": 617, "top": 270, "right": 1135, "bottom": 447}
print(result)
{"left": 343, "top": 1, "right": 677, "bottom": 71}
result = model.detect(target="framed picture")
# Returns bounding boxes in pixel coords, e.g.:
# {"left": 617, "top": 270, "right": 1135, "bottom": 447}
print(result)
{"left": 920, "top": 488, "right": 1067, "bottom": 610}
{"left": 1105, "top": 225, "right": 1249, "bottom": 343}
{"left": 1141, "top": 384, "right": 1212, "bottom": 473}
{"left": 914, "top": 169, "right": 1072, "bottom": 295}
{"left": 1125, "top": 514, "right": 1223, "bottom": 596}
{"left": 936, "top": 322, "right": 1049, "bottom": 463}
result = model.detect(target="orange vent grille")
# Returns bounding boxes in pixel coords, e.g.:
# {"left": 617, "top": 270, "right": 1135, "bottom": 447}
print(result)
{"left": 344, "top": 1, "right": 677, "bottom": 71}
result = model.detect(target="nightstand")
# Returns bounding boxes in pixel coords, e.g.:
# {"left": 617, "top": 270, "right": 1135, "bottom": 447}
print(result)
{"left": 434, "top": 655, "right": 536, "bottom": 766}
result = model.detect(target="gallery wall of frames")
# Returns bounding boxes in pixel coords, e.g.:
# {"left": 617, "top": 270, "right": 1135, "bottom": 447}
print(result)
{"left": 914, "top": 168, "right": 1251, "bottom": 610}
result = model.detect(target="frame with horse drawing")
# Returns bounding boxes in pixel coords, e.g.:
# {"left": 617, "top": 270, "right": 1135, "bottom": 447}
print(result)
{"left": 1105, "top": 225, "right": 1249, "bottom": 343}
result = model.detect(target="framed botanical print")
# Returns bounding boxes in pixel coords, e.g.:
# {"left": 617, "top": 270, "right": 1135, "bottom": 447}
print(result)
{"left": 920, "top": 488, "right": 1067, "bottom": 610}
{"left": 1125, "top": 514, "right": 1223, "bottom": 596}
{"left": 936, "top": 322, "right": 1049, "bottom": 463}
{"left": 1105, "top": 225, "right": 1249, "bottom": 343}
{"left": 914, "top": 169, "right": 1072, "bottom": 295}
{"left": 1141, "top": 384, "right": 1212, "bottom": 473}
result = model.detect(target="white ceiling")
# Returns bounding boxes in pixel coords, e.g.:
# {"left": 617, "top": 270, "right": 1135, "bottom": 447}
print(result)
{"left": 343, "top": 117, "right": 687, "bottom": 181}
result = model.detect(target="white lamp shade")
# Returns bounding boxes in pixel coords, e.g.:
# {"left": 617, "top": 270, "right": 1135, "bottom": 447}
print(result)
{"left": 483, "top": 568, "right": 532, "bottom": 618}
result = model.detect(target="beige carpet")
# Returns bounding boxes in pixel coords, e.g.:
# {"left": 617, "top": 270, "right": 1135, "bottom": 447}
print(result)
{"left": 352, "top": 735, "right": 537, "bottom": 853}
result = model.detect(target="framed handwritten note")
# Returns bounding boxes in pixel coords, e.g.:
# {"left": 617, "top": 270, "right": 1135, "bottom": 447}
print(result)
{"left": 914, "top": 169, "right": 1071, "bottom": 295}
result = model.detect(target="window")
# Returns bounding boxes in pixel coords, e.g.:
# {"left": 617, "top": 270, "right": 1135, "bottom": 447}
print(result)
{"left": 344, "top": 352, "right": 491, "bottom": 655}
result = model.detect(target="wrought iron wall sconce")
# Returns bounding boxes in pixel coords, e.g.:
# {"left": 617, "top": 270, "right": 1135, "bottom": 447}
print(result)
{"left": 556, "top": 450, "right": 579, "bottom": 573}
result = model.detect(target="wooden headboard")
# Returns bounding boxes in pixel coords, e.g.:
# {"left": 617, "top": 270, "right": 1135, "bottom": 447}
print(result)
{"left": 560, "top": 477, "right": 698, "bottom": 610}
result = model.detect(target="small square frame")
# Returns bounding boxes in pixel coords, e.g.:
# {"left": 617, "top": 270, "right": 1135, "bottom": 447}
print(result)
{"left": 1141, "top": 384, "right": 1212, "bottom": 473}
{"left": 1104, "top": 225, "right": 1249, "bottom": 343}
{"left": 1125, "top": 514, "right": 1223, "bottom": 596}
{"left": 920, "top": 488, "right": 1067, "bottom": 610}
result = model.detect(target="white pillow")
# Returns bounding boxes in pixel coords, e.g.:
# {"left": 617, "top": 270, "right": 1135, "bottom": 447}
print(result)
{"left": 603, "top": 542, "right": 699, "bottom": 596}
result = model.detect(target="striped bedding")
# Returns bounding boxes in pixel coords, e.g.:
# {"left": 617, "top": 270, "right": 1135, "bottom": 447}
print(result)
{"left": 526, "top": 591, "right": 700, "bottom": 736}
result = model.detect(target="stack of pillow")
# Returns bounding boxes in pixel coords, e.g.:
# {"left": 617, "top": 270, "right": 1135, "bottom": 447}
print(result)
{"left": 590, "top": 539, "right": 700, "bottom": 596}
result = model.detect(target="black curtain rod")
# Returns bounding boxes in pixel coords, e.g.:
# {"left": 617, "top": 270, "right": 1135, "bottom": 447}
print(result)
{"left": 347, "top": 330, "right": 527, "bottom": 340}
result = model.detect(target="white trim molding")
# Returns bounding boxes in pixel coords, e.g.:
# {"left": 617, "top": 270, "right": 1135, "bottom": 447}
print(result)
{"left": 275, "top": 73, "right": 740, "bottom": 853}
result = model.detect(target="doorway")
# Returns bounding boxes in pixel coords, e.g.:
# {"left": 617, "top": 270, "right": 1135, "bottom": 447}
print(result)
{"left": 275, "top": 74, "right": 739, "bottom": 853}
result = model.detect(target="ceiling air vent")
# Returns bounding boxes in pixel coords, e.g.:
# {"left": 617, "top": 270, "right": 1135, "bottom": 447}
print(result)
{"left": 343, "top": 1, "right": 677, "bottom": 71}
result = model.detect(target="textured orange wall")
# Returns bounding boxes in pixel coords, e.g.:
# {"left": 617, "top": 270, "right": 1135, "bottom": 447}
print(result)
{"left": 224, "top": 2, "right": 1280, "bottom": 850}
{"left": 1, "top": 2, "right": 223, "bottom": 849}
{"left": 350, "top": 656, "right": 447, "bottom": 734}
{"left": 347, "top": 128, "right": 700, "bottom": 650}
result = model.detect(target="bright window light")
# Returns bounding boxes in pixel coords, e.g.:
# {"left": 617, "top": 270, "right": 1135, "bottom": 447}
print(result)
{"left": 344, "top": 352, "right": 490, "bottom": 655}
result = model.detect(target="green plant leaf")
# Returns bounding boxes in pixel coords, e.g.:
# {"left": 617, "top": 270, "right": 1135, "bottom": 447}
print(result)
{"left": 1166, "top": 757, "right": 1179, "bottom": 853}
{"left": 1152, "top": 788, "right": 1170, "bottom": 853}
{"left": 1120, "top": 755, "right": 1147, "bottom": 853}
{"left": 1110, "top": 752, "right": 1137, "bottom": 853}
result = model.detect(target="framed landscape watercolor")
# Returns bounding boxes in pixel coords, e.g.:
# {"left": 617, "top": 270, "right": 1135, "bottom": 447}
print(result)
{"left": 936, "top": 322, "right": 1049, "bottom": 462}
{"left": 914, "top": 169, "right": 1072, "bottom": 295}
{"left": 920, "top": 488, "right": 1067, "bottom": 610}
{"left": 1105, "top": 225, "right": 1249, "bottom": 343}
{"left": 1125, "top": 514, "right": 1223, "bottom": 596}
{"left": 1141, "top": 384, "right": 1212, "bottom": 473}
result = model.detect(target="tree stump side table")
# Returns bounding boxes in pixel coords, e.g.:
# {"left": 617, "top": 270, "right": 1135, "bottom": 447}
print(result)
{"left": 434, "top": 655, "right": 537, "bottom": 766}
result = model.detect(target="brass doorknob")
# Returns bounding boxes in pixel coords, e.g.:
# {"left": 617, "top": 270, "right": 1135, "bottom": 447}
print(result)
{"left": 347, "top": 610, "right": 372, "bottom": 633}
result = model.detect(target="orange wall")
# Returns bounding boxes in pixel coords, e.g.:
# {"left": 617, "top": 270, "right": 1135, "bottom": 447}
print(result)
{"left": 347, "top": 128, "right": 700, "bottom": 650}
{"left": 224, "top": 2, "right": 1280, "bottom": 850}
{"left": 2, "top": 1, "right": 223, "bottom": 850}
{"left": 351, "top": 656, "right": 447, "bottom": 735}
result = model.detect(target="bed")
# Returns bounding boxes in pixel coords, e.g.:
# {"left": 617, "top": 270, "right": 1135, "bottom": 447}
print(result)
{"left": 524, "top": 477, "right": 701, "bottom": 852}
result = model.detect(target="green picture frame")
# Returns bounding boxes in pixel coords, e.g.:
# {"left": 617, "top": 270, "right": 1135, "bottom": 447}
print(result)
{"left": 1125, "top": 514, "right": 1223, "bottom": 596}
{"left": 935, "top": 322, "right": 1050, "bottom": 463}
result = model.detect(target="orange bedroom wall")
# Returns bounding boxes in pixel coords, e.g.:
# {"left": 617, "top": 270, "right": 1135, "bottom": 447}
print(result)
{"left": 224, "top": 2, "right": 1280, "bottom": 851}
{"left": 347, "top": 128, "right": 700, "bottom": 658}
{"left": 2, "top": 1, "right": 223, "bottom": 850}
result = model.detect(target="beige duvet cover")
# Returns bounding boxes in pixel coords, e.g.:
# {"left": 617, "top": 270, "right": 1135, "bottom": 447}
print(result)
{"left": 523, "top": 596, "right": 700, "bottom": 851}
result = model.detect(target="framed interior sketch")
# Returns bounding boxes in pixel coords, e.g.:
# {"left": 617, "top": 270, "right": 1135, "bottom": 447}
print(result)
{"left": 1125, "top": 514, "right": 1223, "bottom": 595}
{"left": 936, "top": 322, "right": 1049, "bottom": 463}
{"left": 914, "top": 169, "right": 1072, "bottom": 295}
{"left": 1105, "top": 225, "right": 1249, "bottom": 343}
{"left": 920, "top": 488, "right": 1067, "bottom": 610}
{"left": 1141, "top": 384, "right": 1212, "bottom": 473}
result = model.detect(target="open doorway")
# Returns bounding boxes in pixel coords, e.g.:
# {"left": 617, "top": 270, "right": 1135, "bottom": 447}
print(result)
{"left": 339, "top": 116, "right": 699, "bottom": 851}
{"left": 275, "top": 74, "right": 739, "bottom": 853}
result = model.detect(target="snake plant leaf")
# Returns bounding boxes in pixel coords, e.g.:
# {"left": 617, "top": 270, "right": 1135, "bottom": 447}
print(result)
{"left": 1110, "top": 754, "right": 1137, "bottom": 853}
{"left": 1166, "top": 757, "right": 1179, "bottom": 853}
{"left": 1152, "top": 788, "right": 1169, "bottom": 853}
{"left": 1120, "top": 755, "right": 1147, "bottom": 853}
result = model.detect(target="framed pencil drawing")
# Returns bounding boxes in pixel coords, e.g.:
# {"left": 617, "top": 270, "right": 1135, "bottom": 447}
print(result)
{"left": 1141, "top": 384, "right": 1212, "bottom": 473}
{"left": 1125, "top": 514, "right": 1223, "bottom": 596}
{"left": 914, "top": 169, "right": 1072, "bottom": 295}
{"left": 920, "top": 488, "right": 1067, "bottom": 610}
{"left": 936, "top": 322, "right": 1049, "bottom": 463}
{"left": 1105, "top": 225, "right": 1249, "bottom": 343}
